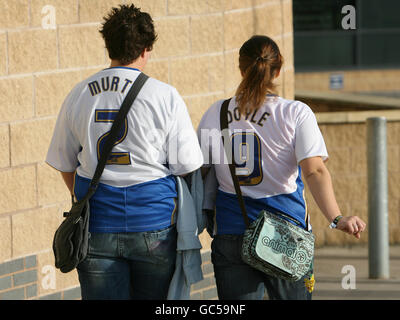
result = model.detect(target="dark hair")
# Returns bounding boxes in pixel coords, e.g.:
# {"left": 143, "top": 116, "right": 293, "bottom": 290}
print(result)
{"left": 99, "top": 4, "right": 157, "bottom": 65}
{"left": 235, "top": 35, "right": 283, "bottom": 115}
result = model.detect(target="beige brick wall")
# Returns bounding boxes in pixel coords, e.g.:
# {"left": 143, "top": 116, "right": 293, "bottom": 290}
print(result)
{"left": 306, "top": 118, "right": 400, "bottom": 247}
{"left": 0, "top": 0, "right": 294, "bottom": 299}
{"left": 295, "top": 69, "right": 400, "bottom": 93}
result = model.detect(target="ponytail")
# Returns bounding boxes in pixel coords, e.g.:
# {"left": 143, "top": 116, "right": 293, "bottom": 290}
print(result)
{"left": 235, "top": 36, "right": 283, "bottom": 115}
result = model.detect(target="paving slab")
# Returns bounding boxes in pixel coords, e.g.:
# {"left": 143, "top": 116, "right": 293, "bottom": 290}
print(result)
{"left": 313, "top": 245, "right": 400, "bottom": 300}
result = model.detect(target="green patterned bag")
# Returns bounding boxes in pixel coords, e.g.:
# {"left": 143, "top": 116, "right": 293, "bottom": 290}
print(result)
{"left": 241, "top": 210, "right": 314, "bottom": 281}
{"left": 220, "top": 98, "right": 315, "bottom": 282}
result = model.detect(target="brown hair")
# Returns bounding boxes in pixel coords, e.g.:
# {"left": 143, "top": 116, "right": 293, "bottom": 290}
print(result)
{"left": 235, "top": 35, "right": 283, "bottom": 115}
{"left": 99, "top": 4, "right": 157, "bottom": 65}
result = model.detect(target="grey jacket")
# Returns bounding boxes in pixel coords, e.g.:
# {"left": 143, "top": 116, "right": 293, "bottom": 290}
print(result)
{"left": 167, "top": 170, "right": 206, "bottom": 300}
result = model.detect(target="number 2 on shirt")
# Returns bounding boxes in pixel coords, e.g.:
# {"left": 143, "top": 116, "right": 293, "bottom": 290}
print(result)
{"left": 95, "top": 109, "right": 131, "bottom": 165}
{"left": 231, "top": 132, "right": 263, "bottom": 186}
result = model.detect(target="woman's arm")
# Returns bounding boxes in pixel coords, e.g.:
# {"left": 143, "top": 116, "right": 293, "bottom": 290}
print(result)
{"left": 60, "top": 171, "right": 75, "bottom": 195}
{"left": 300, "top": 156, "right": 366, "bottom": 239}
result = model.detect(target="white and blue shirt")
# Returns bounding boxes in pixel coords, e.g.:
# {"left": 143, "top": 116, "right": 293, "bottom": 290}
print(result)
{"left": 46, "top": 67, "right": 204, "bottom": 233}
{"left": 198, "top": 96, "right": 328, "bottom": 234}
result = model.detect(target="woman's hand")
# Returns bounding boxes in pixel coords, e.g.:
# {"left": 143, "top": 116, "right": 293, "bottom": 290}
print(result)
{"left": 336, "top": 216, "right": 367, "bottom": 239}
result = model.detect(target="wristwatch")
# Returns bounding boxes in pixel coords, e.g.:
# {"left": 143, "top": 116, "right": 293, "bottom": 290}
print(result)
{"left": 329, "top": 215, "right": 343, "bottom": 229}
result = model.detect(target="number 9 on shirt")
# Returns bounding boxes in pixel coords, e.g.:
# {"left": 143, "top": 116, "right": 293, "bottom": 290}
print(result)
{"left": 231, "top": 132, "right": 263, "bottom": 186}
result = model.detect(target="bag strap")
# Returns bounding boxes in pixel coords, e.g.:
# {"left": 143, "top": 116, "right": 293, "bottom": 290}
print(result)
{"left": 84, "top": 72, "right": 149, "bottom": 200}
{"left": 219, "top": 98, "right": 250, "bottom": 228}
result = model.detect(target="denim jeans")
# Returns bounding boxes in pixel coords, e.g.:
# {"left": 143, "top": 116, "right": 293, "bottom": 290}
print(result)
{"left": 211, "top": 234, "right": 312, "bottom": 300}
{"left": 77, "top": 225, "right": 177, "bottom": 300}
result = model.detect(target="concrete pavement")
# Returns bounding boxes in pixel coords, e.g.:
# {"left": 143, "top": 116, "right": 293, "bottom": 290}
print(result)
{"left": 312, "top": 245, "right": 400, "bottom": 300}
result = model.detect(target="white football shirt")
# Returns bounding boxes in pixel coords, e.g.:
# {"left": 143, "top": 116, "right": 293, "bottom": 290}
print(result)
{"left": 197, "top": 95, "right": 328, "bottom": 234}
{"left": 198, "top": 96, "right": 328, "bottom": 199}
{"left": 46, "top": 67, "right": 204, "bottom": 187}
{"left": 46, "top": 67, "right": 204, "bottom": 233}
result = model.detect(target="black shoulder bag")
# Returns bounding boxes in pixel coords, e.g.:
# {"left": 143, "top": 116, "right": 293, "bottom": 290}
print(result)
{"left": 53, "top": 72, "right": 149, "bottom": 273}
{"left": 220, "top": 98, "right": 315, "bottom": 282}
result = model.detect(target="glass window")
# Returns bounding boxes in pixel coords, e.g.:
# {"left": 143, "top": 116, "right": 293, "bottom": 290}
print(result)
{"left": 360, "top": 33, "right": 400, "bottom": 66}
{"left": 293, "top": 0, "right": 400, "bottom": 70}
{"left": 295, "top": 34, "right": 355, "bottom": 69}
{"left": 293, "top": 0, "right": 356, "bottom": 31}
{"left": 360, "top": 0, "right": 400, "bottom": 29}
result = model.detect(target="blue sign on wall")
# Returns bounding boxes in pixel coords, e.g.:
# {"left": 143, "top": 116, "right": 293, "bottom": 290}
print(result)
{"left": 330, "top": 74, "right": 344, "bottom": 90}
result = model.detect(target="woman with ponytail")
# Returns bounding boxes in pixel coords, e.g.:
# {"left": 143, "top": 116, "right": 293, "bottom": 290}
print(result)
{"left": 198, "top": 35, "right": 366, "bottom": 300}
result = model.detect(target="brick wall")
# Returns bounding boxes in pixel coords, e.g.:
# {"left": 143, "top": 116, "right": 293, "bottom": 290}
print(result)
{"left": 0, "top": 0, "right": 294, "bottom": 300}
{"left": 306, "top": 117, "right": 400, "bottom": 247}
{"left": 0, "top": 255, "right": 38, "bottom": 300}
{"left": 295, "top": 69, "right": 400, "bottom": 94}
{"left": 0, "top": 254, "right": 81, "bottom": 300}
{"left": 190, "top": 251, "right": 217, "bottom": 300}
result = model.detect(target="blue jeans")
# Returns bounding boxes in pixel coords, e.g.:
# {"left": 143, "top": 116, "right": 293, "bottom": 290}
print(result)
{"left": 77, "top": 225, "right": 177, "bottom": 300}
{"left": 211, "top": 234, "right": 313, "bottom": 300}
